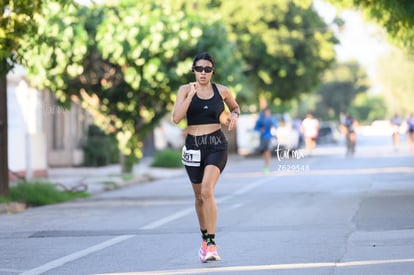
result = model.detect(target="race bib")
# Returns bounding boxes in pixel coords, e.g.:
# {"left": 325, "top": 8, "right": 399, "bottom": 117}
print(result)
{"left": 181, "top": 146, "right": 201, "bottom": 167}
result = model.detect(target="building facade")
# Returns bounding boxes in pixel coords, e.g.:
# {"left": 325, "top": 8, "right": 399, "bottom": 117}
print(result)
{"left": 7, "top": 66, "right": 91, "bottom": 180}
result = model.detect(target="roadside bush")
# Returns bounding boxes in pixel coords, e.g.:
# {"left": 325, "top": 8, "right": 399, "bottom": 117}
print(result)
{"left": 0, "top": 196, "right": 9, "bottom": 203}
{"left": 84, "top": 125, "right": 119, "bottom": 166}
{"left": 9, "top": 181, "right": 89, "bottom": 207}
{"left": 151, "top": 148, "right": 182, "bottom": 168}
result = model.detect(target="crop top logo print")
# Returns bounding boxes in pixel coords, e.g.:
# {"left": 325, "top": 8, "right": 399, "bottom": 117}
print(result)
{"left": 186, "top": 83, "right": 224, "bottom": 126}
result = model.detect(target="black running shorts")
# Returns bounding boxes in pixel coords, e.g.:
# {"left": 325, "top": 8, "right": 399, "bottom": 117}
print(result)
{"left": 181, "top": 129, "right": 228, "bottom": 184}
{"left": 258, "top": 137, "right": 272, "bottom": 153}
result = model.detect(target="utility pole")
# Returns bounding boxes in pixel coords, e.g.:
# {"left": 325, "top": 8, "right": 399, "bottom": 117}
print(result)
{"left": 0, "top": 59, "right": 9, "bottom": 197}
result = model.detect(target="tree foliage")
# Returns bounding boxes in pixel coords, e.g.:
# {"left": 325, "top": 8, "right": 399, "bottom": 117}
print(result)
{"left": 311, "top": 61, "right": 370, "bottom": 120}
{"left": 218, "top": 0, "right": 338, "bottom": 105}
{"left": 326, "top": 0, "right": 414, "bottom": 51}
{"left": 0, "top": 0, "right": 68, "bottom": 74}
{"left": 19, "top": 1, "right": 244, "bottom": 160}
{"left": 9, "top": 0, "right": 340, "bottom": 165}
{"left": 1, "top": 0, "right": 43, "bottom": 74}
{"left": 155, "top": 0, "right": 338, "bottom": 107}
{"left": 349, "top": 93, "right": 387, "bottom": 122}
{"left": 377, "top": 49, "right": 414, "bottom": 117}
{"left": 1, "top": 0, "right": 65, "bottom": 196}
{"left": 323, "top": 0, "right": 414, "bottom": 120}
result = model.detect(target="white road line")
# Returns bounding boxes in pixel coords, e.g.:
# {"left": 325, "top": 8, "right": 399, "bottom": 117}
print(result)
{"left": 228, "top": 203, "right": 244, "bottom": 209}
{"left": 92, "top": 257, "right": 414, "bottom": 274}
{"left": 141, "top": 176, "right": 271, "bottom": 230}
{"left": 139, "top": 208, "right": 194, "bottom": 230}
{"left": 19, "top": 235, "right": 135, "bottom": 275}
{"left": 218, "top": 177, "right": 271, "bottom": 202}
{"left": 20, "top": 176, "right": 272, "bottom": 274}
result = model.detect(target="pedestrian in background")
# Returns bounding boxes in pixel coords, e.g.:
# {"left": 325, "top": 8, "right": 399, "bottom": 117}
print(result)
{"left": 341, "top": 113, "right": 358, "bottom": 157}
{"left": 301, "top": 113, "right": 319, "bottom": 156}
{"left": 293, "top": 117, "right": 304, "bottom": 148}
{"left": 391, "top": 113, "right": 402, "bottom": 151}
{"left": 172, "top": 52, "right": 240, "bottom": 262}
{"left": 407, "top": 113, "right": 414, "bottom": 152}
{"left": 254, "top": 106, "right": 278, "bottom": 173}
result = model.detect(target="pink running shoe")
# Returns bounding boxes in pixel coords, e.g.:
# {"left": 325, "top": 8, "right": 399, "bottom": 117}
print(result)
{"left": 205, "top": 244, "right": 221, "bottom": 261}
{"left": 199, "top": 240, "right": 208, "bottom": 263}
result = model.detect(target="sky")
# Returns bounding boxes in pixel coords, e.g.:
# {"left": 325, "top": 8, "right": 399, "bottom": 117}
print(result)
{"left": 313, "top": 0, "right": 391, "bottom": 92}
{"left": 314, "top": 0, "right": 391, "bottom": 63}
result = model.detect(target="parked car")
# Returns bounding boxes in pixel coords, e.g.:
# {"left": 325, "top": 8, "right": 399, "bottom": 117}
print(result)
{"left": 316, "top": 122, "right": 342, "bottom": 144}
{"left": 236, "top": 113, "right": 301, "bottom": 156}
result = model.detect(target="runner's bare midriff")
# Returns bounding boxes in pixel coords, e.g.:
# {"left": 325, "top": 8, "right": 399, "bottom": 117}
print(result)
{"left": 186, "top": 124, "right": 222, "bottom": 136}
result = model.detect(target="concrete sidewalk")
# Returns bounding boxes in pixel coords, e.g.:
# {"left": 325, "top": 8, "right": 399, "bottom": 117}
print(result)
{"left": 0, "top": 157, "right": 186, "bottom": 214}
{"left": 45, "top": 154, "right": 247, "bottom": 194}
{"left": 46, "top": 156, "right": 186, "bottom": 194}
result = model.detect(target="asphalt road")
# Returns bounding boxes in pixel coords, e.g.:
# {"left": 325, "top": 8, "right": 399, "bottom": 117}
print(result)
{"left": 0, "top": 135, "right": 413, "bottom": 275}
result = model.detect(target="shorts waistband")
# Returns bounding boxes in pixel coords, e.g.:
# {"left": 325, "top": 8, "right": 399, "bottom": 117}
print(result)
{"left": 186, "top": 129, "right": 222, "bottom": 138}
{"left": 186, "top": 129, "right": 227, "bottom": 147}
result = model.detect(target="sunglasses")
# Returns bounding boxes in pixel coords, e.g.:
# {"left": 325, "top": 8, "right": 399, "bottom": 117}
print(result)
{"left": 193, "top": 66, "right": 214, "bottom": 73}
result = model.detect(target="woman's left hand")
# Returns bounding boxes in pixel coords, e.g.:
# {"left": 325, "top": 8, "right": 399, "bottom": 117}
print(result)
{"left": 227, "top": 112, "right": 238, "bottom": 131}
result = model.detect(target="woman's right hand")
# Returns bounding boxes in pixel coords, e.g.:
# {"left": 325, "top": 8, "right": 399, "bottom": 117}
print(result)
{"left": 187, "top": 82, "right": 198, "bottom": 99}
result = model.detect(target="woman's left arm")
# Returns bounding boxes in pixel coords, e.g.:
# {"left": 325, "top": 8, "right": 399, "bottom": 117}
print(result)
{"left": 219, "top": 85, "right": 240, "bottom": 131}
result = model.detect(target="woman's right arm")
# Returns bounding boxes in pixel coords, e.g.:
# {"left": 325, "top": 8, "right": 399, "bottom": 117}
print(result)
{"left": 172, "top": 83, "right": 195, "bottom": 124}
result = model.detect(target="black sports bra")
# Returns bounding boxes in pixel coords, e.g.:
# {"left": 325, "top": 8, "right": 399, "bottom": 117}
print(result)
{"left": 186, "top": 83, "right": 224, "bottom": 126}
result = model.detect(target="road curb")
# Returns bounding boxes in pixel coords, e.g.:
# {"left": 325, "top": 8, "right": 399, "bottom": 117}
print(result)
{"left": 0, "top": 167, "right": 185, "bottom": 216}
{"left": 0, "top": 202, "right": 27, "bottom": 215}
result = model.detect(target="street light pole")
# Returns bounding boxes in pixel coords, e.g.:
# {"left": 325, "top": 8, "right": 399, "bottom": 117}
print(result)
{"left": 0, "top": 60, "right": 10, "bottom": 197}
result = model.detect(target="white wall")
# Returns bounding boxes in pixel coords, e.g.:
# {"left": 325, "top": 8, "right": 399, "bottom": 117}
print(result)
{"left": 7, "top": 66, "right": 47, "bottom": 176}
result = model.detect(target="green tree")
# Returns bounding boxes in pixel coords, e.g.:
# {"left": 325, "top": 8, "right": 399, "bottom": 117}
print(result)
{"left": 219, "top": 0, "right": 338, "bottom": 106}
{"left": 311, "top": 61, "right": 370, "bottom": 120}
{"left": 323, "top": 0, "right": 414, "bottom": 120}
{"left": 0, "top": 1, "right": 44, "bottom": 74}
{"left": 0, "top": 0, "right": 63, "bottom": 196}
{"left": 377, "top": 49, "right": 414, "bottom": 117}
{"left": 349, "top": 93, "right": 387, "bottom": 123}
{"left": 20, "top": 1, "right": 245, "bottom": 169}
{"left": 326, "top": 0, "right": 414, "bottom": 51}
{"left": 160, "top": 0, "right": 338, "bottom": 108}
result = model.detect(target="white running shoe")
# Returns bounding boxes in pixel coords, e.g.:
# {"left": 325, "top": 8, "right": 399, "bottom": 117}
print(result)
{"left": 204, "top": 244, "right": 221, "bottom": 261}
